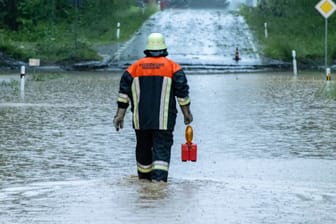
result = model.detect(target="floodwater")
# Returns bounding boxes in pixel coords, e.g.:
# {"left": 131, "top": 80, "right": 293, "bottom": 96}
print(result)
{"left": 0, "top": 71, "right": 336, "bottom": 224}
{"left": 116, "top": 9, "right": 262, "bottom": 70}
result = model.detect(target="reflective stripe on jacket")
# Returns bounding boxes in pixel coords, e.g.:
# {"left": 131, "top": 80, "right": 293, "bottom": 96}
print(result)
{"left": 117, "top": 56, "right": 190, "bottom": 130}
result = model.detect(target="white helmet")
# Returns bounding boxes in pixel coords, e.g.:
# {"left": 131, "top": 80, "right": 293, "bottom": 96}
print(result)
{"left": 145, "top": 33, "right": 167, "bottom": 50}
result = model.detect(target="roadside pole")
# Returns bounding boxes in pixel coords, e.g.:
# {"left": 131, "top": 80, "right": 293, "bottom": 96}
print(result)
{"left": 20, "top": 66, "right": 25, "bottom": 99}
{"left": 315, "top": 0, "right": 336, "bottom": 80}
{"left": 292, "top": 50, "right": 297, "bottom": 76}
{"left": 116, "top": 22, "right": 121, "bottom": 61}
{"left": 325, "top": 18, "right": 328, "bottom": 70}
{"left": 264, "top": 22, "right": 268, "bottom": 39}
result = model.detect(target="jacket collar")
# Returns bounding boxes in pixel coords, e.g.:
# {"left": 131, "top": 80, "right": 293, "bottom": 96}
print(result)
{"left": 143, "top": 49, "right": 168, "bottom": 57}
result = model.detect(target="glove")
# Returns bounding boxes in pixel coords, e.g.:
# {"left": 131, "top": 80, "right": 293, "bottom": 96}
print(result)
{"left": 113, "top": 108, "right": 126, "bottom": 131}
{"left": 180, "top": 104, "right": 193, "bottom": 125}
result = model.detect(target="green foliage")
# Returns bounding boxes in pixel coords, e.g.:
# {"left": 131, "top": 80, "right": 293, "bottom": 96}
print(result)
{"left": 0, "top": 30, "right": 28, "bottom": 59}
{"left": 240, "top": 0, "right": 336, "bottom": 64}
{"left": 0, "top": 0, "right": 157, "bottom": 64}
{"left": 0, "top": 79, "right": 19, "bottom": 89}
{"left": 0, "top": 0, "right": 19, "bottom": 30}
{"left": 31, "top": 72, "right": 62, "bottom": 81}
{"left": 79, "top": 2, "right": 158, "bottom": 43}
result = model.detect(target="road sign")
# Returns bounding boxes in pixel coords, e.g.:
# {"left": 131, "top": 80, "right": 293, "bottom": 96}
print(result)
{"left": 315, "top": 0, "right": 336, "bottom": 18}
{"left": 315, "top": 0, "right": 336, "bottom": 72}
{"left": 29, "top": 58, "right": 40, "bottom": 67}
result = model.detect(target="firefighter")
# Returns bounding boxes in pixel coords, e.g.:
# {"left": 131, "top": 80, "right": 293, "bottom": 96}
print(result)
{"left": 113, "top": 32, "right": 193, "bottom": 182}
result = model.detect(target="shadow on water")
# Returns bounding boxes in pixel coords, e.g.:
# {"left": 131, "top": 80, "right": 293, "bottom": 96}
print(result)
{"left": 0, "top": 71, "right": 336, "bottom": 223}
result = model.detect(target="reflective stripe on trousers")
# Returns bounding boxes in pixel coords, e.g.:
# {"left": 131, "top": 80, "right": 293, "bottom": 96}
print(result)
{"left": 137, "top": 162, "right": 152, "bottom": 174}
{"left": 137, "top": 160, "right": 168, "bottom": 173}
{"left": 135, "top": 130, "right": 173, "bottom": 182}
{"left": 152, "top": 160, "right": 169, "bottom": 172}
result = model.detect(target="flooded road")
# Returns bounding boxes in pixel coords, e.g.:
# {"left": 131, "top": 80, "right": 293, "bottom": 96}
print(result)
{"left": 1, "top": 5, "right": 336, "bottom": 224}
{"left": 1, "top": 71, "right": 336, "bottom": 223}
{"left": 115, "top": 8, "right": 263, "bottom": 70}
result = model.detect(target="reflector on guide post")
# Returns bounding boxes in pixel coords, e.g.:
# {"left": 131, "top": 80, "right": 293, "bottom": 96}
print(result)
{"left": 181, "top": 125, "right": 197, "bottom": 162}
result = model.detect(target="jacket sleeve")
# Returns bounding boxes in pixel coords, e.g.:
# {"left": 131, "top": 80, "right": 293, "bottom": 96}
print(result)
{"left": 173, "top": 69, "right": 191, "bottom": 106}
{"left": 117, "top": 71, "right": 133, "bottom": 109}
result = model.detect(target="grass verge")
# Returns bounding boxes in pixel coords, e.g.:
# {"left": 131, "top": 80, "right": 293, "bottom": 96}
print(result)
{"left": 0, "top": 4, "right": 158, "bottom": 66}
{"left": 239, "top": 3, "right": 336, "bottom": 68}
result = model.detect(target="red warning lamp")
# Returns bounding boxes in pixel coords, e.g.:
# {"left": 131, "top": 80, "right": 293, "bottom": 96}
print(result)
{"left": 181, "top": 125, "right": 197, "bottom": 162}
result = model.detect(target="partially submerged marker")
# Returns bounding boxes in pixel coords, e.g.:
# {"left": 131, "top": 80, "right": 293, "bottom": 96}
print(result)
{"left": 20, "top": 65, "right": 25, "bottom": 99}
{"left": 234, "top": 47, "right": 241, "bottom": 62}
{"left": 326, "top": 68, "right": 332, "bottom": 81}
{"left": 292, "top": 50, "right": 297, "bottom": 76}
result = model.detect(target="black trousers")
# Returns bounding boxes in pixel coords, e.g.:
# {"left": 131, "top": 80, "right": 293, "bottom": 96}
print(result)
{"left": 135, "top": 130, "right": 173, "bottom": 182}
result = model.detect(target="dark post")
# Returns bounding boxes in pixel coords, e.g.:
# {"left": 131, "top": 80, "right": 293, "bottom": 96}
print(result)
{"left": 74, "top": 0, "right": 79, "bottom": 51}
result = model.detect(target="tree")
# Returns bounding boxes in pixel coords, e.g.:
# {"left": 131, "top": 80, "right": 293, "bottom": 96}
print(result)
{"left": 0, "top": 0, "right": 73, "bottom": 31}
{"left": 0, "top": 0, "right": 19, "bottom": 30}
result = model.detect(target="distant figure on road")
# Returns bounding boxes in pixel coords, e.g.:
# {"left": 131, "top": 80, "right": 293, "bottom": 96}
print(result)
{"left": 113, "top": 33, "right": 193, "bottom": 182}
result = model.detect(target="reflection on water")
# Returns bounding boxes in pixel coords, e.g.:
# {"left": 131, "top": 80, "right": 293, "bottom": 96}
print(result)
{"left": 0, "top": 71, "right": 336, "bottom": 223}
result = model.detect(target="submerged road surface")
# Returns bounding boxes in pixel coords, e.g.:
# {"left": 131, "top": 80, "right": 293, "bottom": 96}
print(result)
{"left": 114, "top": 8, "right": 265, "bottom": 71}
{"left": 0, "top": 71, "right": 336, "bottom": 224}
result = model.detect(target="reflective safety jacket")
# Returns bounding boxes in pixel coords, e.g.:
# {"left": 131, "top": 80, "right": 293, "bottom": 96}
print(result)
{"left": 117, "top": 55, "right": 190, "bottom": 130}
